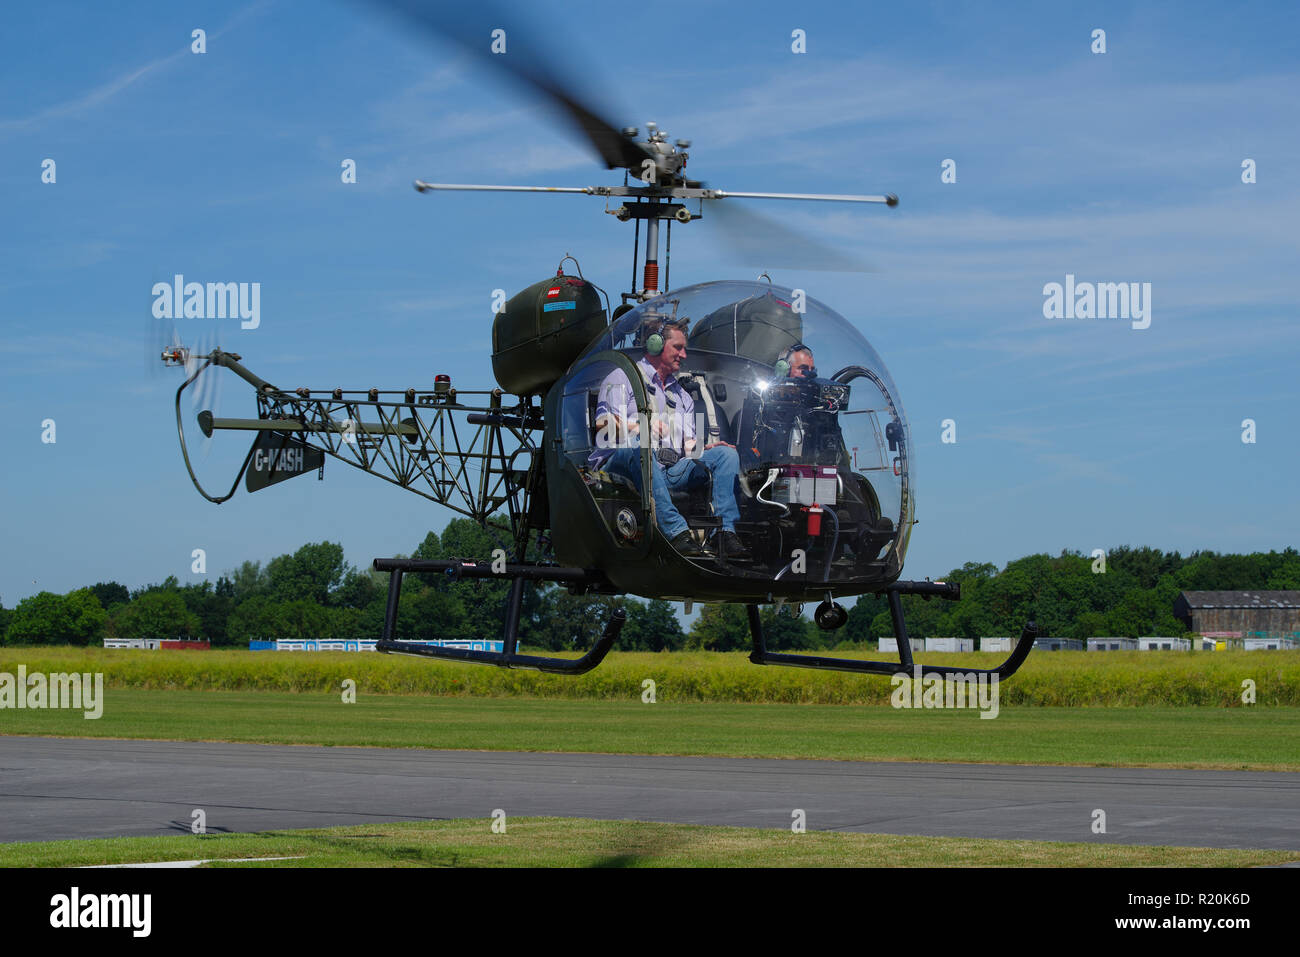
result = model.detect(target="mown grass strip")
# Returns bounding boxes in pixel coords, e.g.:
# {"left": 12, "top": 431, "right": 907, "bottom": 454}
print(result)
{"left": 1, "top": 647, "right": 1297, "bottom": 706}
{"left": 3, "top": 690, "right": 1298, "bottom": 770}
{"left": 1, "top": 818, "right": 1293, "bottom": 868}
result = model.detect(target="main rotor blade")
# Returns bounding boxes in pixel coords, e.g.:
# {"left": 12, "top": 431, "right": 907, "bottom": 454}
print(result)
{"left": 371, "top": 0, "right": 653, "bottom": 172}
{"left": 414, "top": 181, "right": 591, "bottom": 195}
{"left": 702, "top": 200, "right": 878, "bottom": 274}
{"left": 712, "top": 190, "right": 898, "bottom": 206}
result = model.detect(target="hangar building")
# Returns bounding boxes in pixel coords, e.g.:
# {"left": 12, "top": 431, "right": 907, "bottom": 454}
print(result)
{"left": 1172, "top": 591, "right": 1300, "bottom": 643}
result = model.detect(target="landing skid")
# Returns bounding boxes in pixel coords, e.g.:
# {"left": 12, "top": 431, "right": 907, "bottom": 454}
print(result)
{"left": 372, "top": 559, "right": 1036, "bottom": 680}
{"left": 373, "top": 557, "right": 622, "bottom": 675}
{"left": 749, "top": 583, "right": 1038, "bottom": 679}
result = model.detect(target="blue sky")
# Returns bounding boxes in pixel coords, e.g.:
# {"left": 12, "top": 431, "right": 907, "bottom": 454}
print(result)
{"left": 2, "top": 0, "right": 1297, "bottom": 608}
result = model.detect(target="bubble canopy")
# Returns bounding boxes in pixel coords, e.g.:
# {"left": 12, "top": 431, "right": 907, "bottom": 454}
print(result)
{"left": 562, "top": 280, "right": 913, "bottom": 582}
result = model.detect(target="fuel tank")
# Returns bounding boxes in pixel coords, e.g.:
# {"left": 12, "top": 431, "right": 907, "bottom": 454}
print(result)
{"left": 491, "top": 274, "right": 608, "bottom": 396}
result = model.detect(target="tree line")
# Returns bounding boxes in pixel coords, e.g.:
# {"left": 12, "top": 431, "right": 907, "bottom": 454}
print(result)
{"left": 2, "top": 532, "right": 1296, "bottom": 652}
{"left": 0, "top": 521, "right": 684, "bottom": 652}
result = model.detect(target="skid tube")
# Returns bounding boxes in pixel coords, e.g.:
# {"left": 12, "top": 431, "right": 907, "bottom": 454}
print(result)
{"left": 749, "top": 580, "right": 1038, "bottom": 678}
{"left": 372, "top": 557, "right": 623, "bottom": 675}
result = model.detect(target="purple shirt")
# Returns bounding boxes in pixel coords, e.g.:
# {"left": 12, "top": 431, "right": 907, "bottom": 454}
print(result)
{"left": 588, "top": 356, "right": 697, "bottom": 468}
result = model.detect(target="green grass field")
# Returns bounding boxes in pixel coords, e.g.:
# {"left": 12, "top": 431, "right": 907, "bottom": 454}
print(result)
{"left": 2, "top": 688, "right": 1298, "bottom": 769}
{"left": 1, "top": 646, "right": 1297, "bottom": 705}
{"left": 1, "top": 818, "right": 1293, "bottom": 868}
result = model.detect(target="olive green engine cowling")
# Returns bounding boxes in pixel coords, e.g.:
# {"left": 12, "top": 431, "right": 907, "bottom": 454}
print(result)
{"left": 491, "top": 275, "right": 608, "bottom": 396}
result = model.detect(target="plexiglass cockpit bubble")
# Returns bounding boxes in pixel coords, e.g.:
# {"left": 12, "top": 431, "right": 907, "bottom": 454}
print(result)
{"left": 564, "top": 280, "right": 913, "bottom": 581}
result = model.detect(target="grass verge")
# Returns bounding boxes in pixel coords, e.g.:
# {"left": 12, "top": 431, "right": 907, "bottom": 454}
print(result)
{"left": 2, "top": 818, "right": 1294, "bottom": 868}
{"left": 3, "top": 690, "right": 1299, "bottom": 770}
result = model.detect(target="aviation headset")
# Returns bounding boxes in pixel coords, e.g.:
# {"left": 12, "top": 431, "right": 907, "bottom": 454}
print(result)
{"left": 640, "top": 316, "right": 689, "bottom": 356}
{"left": 774, "top": 342, "right": 814, "bottom": 378}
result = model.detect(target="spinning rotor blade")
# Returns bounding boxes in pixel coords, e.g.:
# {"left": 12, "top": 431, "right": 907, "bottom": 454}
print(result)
{"left": 186, "top": 330, "right": 225, "bottom": 460}
{"left": 372, "top": 0, "right": 653, "bottom": 173}
{"left": 703, "top": 200, "right": 878, "bottom": 273}
{"left": 150, "top": 316, "right": 227, "bottom": 459}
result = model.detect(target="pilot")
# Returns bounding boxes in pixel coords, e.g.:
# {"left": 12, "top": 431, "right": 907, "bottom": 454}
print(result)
{"left": 775, "top": 342, "right": 816, "bottom": 379}
{"left": 589, "top": 317, "right": 748, "bottom": 560}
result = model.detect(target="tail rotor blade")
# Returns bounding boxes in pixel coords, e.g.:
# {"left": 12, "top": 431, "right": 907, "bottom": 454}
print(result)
{"left": 186, "top": 330, "right": 224, "bottom": 461}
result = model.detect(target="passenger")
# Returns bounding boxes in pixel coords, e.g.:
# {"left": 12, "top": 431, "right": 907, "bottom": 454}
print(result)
{"left": 744, "top": 342, "right": 834, "bottom": 464}
{"left": 589, "top": 317, "right": 749, "bottom": 560}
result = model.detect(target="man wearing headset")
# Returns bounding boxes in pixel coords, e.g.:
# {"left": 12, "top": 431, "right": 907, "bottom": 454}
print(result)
{"left": 589, "top": 317, "right": 748, "bottom": 560}
{"left": 775, "top": 342, "right": 816, "bottom": 379}
{"left": 742, "top": 341, "right": 823, "bottom": 468}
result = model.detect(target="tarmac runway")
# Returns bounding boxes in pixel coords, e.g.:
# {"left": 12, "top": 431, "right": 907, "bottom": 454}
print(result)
{"left": 1, "top": 736, "right": 1297, "bottom": 850}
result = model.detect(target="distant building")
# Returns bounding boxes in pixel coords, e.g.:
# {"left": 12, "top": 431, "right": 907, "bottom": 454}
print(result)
{"left": 1243, "top": 636, "right": 1298, "bottom": 651}
{"left": 1036, "top": 638, "right": 1083, "bottom": 651}
{"left": 980, "top": 637, "right": 1012, "bottom": 652}
{"left": 103, "top": 638, "right": 209, "bottom": 650}
{"left": 1139, "top": 637, "right": 1191, "bottom": 651}
{"left": 272, "top": 638, "right": 379, "bottom": 652}
{"left": 924, "top": 637, "right": 973, "bottom": 653}
{"left": 1173, "top": 591, "right": 1300, "bottom": 643}
{"left": 248, "top": 638, "right": 505, "bottom": 652}
{"left": 1198, "top": 632, "right": 1243, "bottom": 650}
{"left": 1087, "top": 637, "right": 1138, "bottom": 651}
{"left": 878, "top": 637, "right": 925, "bottom": 653}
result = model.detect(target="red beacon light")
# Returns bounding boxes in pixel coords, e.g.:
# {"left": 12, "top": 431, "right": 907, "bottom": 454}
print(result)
{"left": 434, "top": 374, "right": 451, "bottom": 397}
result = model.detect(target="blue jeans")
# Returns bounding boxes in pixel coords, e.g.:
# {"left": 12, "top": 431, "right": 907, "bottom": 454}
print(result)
{"left": 603, "top": 446, "right": 741, "bottom": 540}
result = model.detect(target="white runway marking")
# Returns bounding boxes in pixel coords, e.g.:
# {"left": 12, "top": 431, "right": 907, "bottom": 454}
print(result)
{"left": 82, "top": 856, "right": 307, "bottom": 868}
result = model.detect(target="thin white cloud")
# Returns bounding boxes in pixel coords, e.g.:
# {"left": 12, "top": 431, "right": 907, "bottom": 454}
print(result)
{"left": 676, "top": 56, "right": 1297, "bottom": 180}
{"left": 0, "top": 1, "right": 270, "bottom": 133}
{"left": 2, "top": 330, "right": 140, "bottom": 376}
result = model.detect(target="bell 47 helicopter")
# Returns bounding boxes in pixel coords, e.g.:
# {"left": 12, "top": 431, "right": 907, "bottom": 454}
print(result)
{"left": 162, "top": 3, "right": 1037, "bottom": 680}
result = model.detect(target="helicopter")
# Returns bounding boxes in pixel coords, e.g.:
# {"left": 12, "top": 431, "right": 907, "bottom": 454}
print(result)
{"left": 162, "top": 2, "right": 1038, "bottom": 681}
